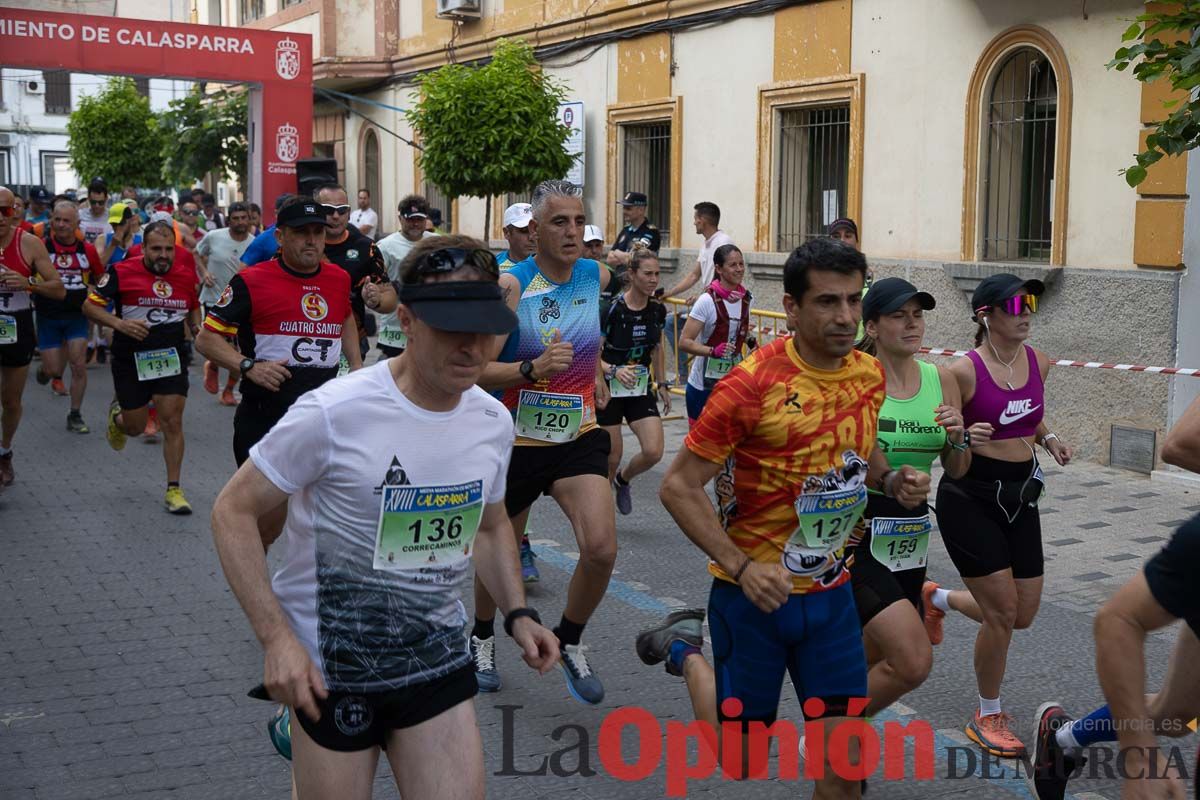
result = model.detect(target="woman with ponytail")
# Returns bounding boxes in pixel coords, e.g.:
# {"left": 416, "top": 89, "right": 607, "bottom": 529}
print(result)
{"left": 677, "top": 244, "right": 750, "bottom": 425}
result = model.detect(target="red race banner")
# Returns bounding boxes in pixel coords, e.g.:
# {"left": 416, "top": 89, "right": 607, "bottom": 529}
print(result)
{"left": 0, "top": 9, "right": 313, "bottom": 223}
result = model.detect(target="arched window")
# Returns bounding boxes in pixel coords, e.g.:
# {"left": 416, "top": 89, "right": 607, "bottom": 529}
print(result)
{"left": 983, "top": 48, "right": 1056, "bottom": 261}
{"left": 963, "top": 27, "right": 1072, "bottom": 265}
{"left": 361, "top": 128, "right": 380, "bottom": 220}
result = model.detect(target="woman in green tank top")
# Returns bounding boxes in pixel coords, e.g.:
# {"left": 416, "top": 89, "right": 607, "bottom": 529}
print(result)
{"left": 850, "top": 278, "right": 982, "bottom": 721}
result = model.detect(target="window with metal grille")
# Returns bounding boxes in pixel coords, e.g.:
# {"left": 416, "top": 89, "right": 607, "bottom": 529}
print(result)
{"left": 982, "top": 48, "right": 1056, "bottom": 262}
{"left": 424, "top": 180, "right": 452, "bottom": 231}
{"left": 43, "top": 70, "right": 71, "bottom": 115}
{"left": 774, "top": 104, "right": 849, "bottom": 251}
{"left": 620, "top": 121, "right": 672, "bottom": 242}
{"left": 134, "top": 78, "right": 150, "bottom": 98}
{"left": 239, "top": 0, "right": 265, "bottom": 24}
{"left": 282, "top": 0, "right": 305, "bottom": 6}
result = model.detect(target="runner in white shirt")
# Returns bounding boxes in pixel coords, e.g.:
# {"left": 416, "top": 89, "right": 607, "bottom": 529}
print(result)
{"left": 663, "top": 201, "right": 734, "bottom": 381}
{"left": 351, "top": 189, "right": 379, "bottom": 238}
{"left": 211, "top": 234, "right": 558, "bottom": 800}
{"left": 195, "top": 202, "right": 254, "bottom": 405}
{"left": 77, "top": 179, "right": 113, "bottom": 245}
{"left": 374, "top": 194, "right": 434, "bottom": 359}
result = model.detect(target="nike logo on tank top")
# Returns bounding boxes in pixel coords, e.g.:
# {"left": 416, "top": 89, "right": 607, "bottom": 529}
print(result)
{"left": 962, "top": 347, "right": 1044, "bottom": 440}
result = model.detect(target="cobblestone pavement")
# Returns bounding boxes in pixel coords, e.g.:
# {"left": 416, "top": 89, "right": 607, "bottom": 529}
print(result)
{"left": 1, "top": 359, "right": 1197, "bottom": 799}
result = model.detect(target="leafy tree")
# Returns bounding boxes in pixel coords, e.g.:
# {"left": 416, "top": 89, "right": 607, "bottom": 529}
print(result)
{"left": 66, "top": 77, "right": 165, "bottom": 189}
{"left": 1109, "top": 3, "right": 1200, "bottom": 186}
{"left": 158, "top": 86, "right": 249, "bottom": 188}
{"left": 406, "top": 39, "right": 575, "bottom": 235}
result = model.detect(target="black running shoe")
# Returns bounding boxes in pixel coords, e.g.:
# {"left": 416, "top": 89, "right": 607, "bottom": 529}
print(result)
{"left": 1027, "top": 702, "right": 1085, "bottom": 800}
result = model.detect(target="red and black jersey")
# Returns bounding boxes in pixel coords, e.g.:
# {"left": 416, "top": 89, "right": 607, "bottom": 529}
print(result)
{"left": 0, "top": 229, "right": 33, "bottom": 315}
{"left": 202, "top": 256, "right": 351, "bottom": 407}
{"left": 87, "top": 256, "right": 199, "bottom": 357}
{"left": 323, "top": 228, "right": 387, "bottom": 340}
{"left": 36, "top": 236, "right": 104, "bottom": 317}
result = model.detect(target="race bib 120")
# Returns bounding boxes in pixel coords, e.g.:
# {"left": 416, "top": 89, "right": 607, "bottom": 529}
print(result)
{"left": 516, "top": 390, "right": 583, "bottom": 443}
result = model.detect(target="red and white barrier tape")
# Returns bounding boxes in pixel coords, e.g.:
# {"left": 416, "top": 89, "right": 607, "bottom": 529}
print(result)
{"left": 919, "top": 348, "right": 1200, "bottom": 377}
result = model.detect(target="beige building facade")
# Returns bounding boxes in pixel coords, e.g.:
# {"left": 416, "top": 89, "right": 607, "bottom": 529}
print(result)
{"left": 195, "top": 0, "right": 1199, "bottom": 467}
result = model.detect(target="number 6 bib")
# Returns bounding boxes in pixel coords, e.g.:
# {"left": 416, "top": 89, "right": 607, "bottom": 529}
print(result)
{"left": 516, "top": 390, "right": 583, "bottom": 443}
{"left": 373, "top": 480, "right": 484, "bottom": 571}
{"left": 0, "top": 315, "right": 16, "bottom": 345}
{"left": 869, "top": 515, "right": 932, "bottom": 572}
{"left": 782, "top": 485, "right": 866, "bottom": 576}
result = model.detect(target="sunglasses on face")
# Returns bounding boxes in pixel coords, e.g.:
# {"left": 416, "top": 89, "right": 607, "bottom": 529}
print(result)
{"left": 0, "top": 206, "right": 15, "bottom": 218}
{"left": 998, "top": 294, "right": 1038, "bottom": 316}
{"left": 414, "top": 247, "right": 498, "bottom": 280}
{"left": 322, "top": 204, "right": 352, "bottom": 215}
{"left": 180, "top": 209, "right": 198, "bottom": 216}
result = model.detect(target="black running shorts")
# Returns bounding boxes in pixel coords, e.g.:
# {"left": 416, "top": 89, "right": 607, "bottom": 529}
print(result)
{"left": 504, "top": 427, "right": 611, "bottom": 517}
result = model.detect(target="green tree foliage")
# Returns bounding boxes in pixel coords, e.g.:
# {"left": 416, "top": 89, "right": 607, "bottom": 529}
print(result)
{"left": 1109, "top": 3, "right": 1200, "bottom": 186}
{"left": 66, "top": 77, "right": 165, "bottom": 189}
{"left": 159, "top": 86, "right": 249, "bottom": 187}
{"left": 406, "top": 39, "right": 575, "bottom": 234}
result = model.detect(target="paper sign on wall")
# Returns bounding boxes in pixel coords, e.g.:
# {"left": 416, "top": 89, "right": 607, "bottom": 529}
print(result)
{"left": 559, "top": 101, "right": 585, "bottom": 186}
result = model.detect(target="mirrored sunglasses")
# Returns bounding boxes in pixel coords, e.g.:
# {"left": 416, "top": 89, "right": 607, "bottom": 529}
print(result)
{"left": 999, "top": 294, "right": 1038, "bottom": 316}
{"left": 415, "top": 248, "right": 498, "bottom": 280}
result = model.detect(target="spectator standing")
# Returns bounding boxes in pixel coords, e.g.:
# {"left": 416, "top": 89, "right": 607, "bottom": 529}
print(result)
{"left": 663, "top": 202, "right": 735, "bottom": 380}
{"left": 350, "top": 189, "right": 378, "bottom": 238}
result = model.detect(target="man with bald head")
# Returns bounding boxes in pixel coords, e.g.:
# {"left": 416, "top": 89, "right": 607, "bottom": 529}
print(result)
{"left": 35, "top": 199, "right": 104, "bottom": 432}
{"left": 0, "top": 186, "right": 67, "bottom": 487}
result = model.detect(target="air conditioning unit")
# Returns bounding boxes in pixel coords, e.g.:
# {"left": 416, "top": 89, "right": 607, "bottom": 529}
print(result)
{"left": 436, "top": 0, "right": 481, "bottom": 20}
{"left": 0, "top": 134, "right": 12, "bottom": 146}
{"left": 23, "top": 80, "right": 44, "bottom": 95}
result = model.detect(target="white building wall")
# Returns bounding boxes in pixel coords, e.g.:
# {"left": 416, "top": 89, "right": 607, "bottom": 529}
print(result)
{"left": 852, "top": 0, "right": 1142, "bottom": 268}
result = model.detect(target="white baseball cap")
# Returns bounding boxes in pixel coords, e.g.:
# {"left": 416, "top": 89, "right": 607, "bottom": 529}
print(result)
{"left": 583, "top": 225, "right": 603, "bottom": 244}
{"left": 503, "top": 203, "right": 532, "bottom": 230}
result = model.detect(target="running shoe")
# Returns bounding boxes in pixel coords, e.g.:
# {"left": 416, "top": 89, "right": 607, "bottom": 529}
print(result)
{"left": 634, "top": 608, "right": 705, "bottom": 676}
{"left": 966, "top": 710, "right": 1025, "bottom": 758}
{"left": 51, "top": 378, "right": 67, "bottom": 396}
{"left": 920, "top": 580, "right": 945, "bottom": 646}
{"left": 560, "top": 643, "right": 604, "bottom": 705}
{"left": 66, "top": 411, "right": 89, "bottom": 434}
{"left": 165, "top": 486, "right": 193, "bottom": 515}
{"left": 0, "top": 451, "right": 13, "bottom": 488}
{"left": 105, "top": 403, "right": 127, "bottom": 451}
{"left": 1027, "top": 702, "right": 1084, "bottom": 800}
{"left": 142, "top": 409, "right": 159, "bottom": 441}
{"left": 470, "top": 635, "right": 501, "bottom": 692}
{"left": 219, "top": 387, "right": 238, "bottom": 407}
{"left": 35, "top": 368, "right": 50, "bottom": 385}
{"left": 520, "top": 539, "right": 539, "bottom": 584}
{"left": 97, "top": 345, "right": 107, "bottom": 364}
{"left": 267, "top": 704, "right": 292, "bottom": 761}
{"left": 203, "top": 360, "right": 219, "bottom": 394}
{"left": 613, "top": 476, "right": 633, "bottom": 516}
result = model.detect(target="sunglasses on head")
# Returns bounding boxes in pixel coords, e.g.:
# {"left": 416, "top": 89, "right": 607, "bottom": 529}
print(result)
{"left": 998, "top": 294, "right": 1038, "bottom": 316}
{"left": 414, "top": 248, "right": 498, "bottom": 280}
{"left": 322, "top": 204, "right": 352, "bottom": 215}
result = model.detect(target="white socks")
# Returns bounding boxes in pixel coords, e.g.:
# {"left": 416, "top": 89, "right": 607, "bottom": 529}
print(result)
{"left": 1055, "top": 724, "right": 1081, "bottom": 750}
{"left": 932, "top": 587, "right": 952, "bottom": 612}
{"left": 979, "top": 695, "right": 1001, "bottom": 717}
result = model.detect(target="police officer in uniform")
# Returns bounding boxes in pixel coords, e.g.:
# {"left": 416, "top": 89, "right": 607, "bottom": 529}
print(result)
{"left": 602, "top": 191, "right": 661, "bottom": 310}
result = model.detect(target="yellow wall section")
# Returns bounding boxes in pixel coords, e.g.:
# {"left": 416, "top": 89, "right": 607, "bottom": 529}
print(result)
{"left": 1133, "top": 199, "right": 1186, "bottom": 268}
{"left": 1136, "top": 129, "right": 1188, "bottom": 196}
{"left": 773, "top": 0, "right": 851, "bottom": 83}
{"left": 422, "top": 0, "right": 454, "bottom": 43}
{"left": 617, "top": 33, "right": 673, "bottom": 104}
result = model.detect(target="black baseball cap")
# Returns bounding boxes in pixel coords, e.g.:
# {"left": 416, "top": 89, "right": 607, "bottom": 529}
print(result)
{"left": 276, "top": 201, "right": 330, "bottom": 228}
{"left": 862, "top": 278, "right": 936, "bottom": 320}
{"left": 396, "top": 280, "right": 517, "bottom": 335}
{"left": 30, "top": 187, "right": 52, "bottom": 204}
{"left": 617, "top": 191, "right": 648, "bottom": 207}
{"left": 971, "top": 273, "right": 1045, "bottom": 318}
{"left": 400, "top": 198, "right": 429, "bottom": 219}
{"left": 828, "top": 217, "right": 858, "bottom": 237}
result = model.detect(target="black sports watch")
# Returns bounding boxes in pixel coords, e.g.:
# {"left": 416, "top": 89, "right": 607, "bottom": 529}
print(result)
{"left": 239, "top": 358, "right": 256, "bottom": 374}
{"left": 503, "top": 607, "right": 541, "bottom": 638}
{"left": 519, "top": 360, "right": 536, "bottom": 382}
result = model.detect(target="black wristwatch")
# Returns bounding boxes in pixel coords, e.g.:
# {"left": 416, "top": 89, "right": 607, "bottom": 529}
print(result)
{"left": 519, "top": 360, "right": 536, "bottom": 382}
{"left": 503, "top": 607, "right": 541, "bottom": 638}
{"left": 239, "top": 357, "right": 256, "bottom": 373}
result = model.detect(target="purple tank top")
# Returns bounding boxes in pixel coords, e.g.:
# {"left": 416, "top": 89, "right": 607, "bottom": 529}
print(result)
{"left": 962, "top": 346, "right": 1044, "bottom": 440}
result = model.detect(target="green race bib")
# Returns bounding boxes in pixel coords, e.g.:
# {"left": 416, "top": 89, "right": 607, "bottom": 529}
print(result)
{"left": 134, "top": 347, "right": 181, "bottom": 381}
{"left": 869, "top": 515, "right": 931, "bottom": 572}
{"left": 337, "top": 354, "right": 350, "bottom": 377}
{"left": 0, "top": 315, "right": 16, "bottom": 345}
{"left": 704, "top": 354, "right": 740, "bottom": 381}
{"left": 609, "top": 365, "right": 649, "bottom": 398}
{"left": 378, "top": 327, "right": 407, "bottom": 349}
{"left": 516, "top": 390, "right": 584, "bottom": 443}
{"left": 373, "top": 481, "right": 484, "bottom": 570}
{"left": 782, "top": 485, "right": 866, "bottom": 576}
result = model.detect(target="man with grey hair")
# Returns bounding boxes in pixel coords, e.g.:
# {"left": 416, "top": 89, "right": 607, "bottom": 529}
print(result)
{"left": 471, "top": 180, "right": 617, "bottom": 706}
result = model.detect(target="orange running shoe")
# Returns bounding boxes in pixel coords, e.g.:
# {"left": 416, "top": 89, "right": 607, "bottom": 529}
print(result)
{"left": 203, "top": 360, "right": 219, "bottom": 394}
{"left": 51, "top": 378, "right": 67, "bottom": 396}
{"left": 966, "top": 710, "right": 1026, "bottom": 758}
{"left": 219, "top": 387, "right": 238, "bottom": 407}
{"left": 921, "top": 581, "right": 945, "bottom": 646}
{"left": 143, "top": 406, "right": 159, "bottom": 440}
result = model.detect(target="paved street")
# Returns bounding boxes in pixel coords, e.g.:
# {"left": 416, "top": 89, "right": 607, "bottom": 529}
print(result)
{"left": 1, "top": 357, "right": 1197, "bottom": 799}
